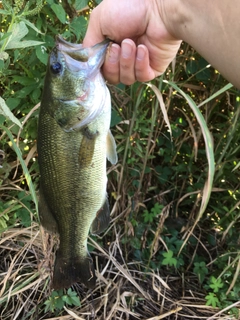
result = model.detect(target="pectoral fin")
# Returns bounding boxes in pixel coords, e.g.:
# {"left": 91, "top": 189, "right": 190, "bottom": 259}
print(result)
{"left": 106, "top": 130, "right": 118, "bottom": 165}
{"left": 90, "top": 197, "right": 110, "bottom": 234}
{"left": 79, "top": 127, "right": 98, "bottom": 167}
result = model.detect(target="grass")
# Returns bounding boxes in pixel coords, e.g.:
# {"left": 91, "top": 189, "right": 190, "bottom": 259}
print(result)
{"left": 0, "top": 4, "right": 239, "bottom": 319}
{"left": 0, "top": 223, "right": 239, "bottom": 319}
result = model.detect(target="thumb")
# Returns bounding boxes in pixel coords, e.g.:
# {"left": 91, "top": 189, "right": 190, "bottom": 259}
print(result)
{"left": 82, "top": 8, "right": 105, "bottom": 47}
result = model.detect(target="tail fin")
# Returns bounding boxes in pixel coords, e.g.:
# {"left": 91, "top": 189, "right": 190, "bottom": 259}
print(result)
{"left": 52, "top": 250, "right": 96, "bottom": 289}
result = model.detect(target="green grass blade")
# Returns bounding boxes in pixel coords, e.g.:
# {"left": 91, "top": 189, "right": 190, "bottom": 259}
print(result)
{"left": 146, "top": 83, "right": 172, "bottom": 138}
{"left": 163, "top": 80, "right": 215, "bottom": 253}
{"left": 0, "top": 272, "right": 41, "bottom": 305}
{"left": 197, "top": 83, "right": 233, "bottom": 108}
{"left": 0, "top": 97, "right": 22, "bottom": 128}
{"left": 0, "top": 125, "right": 38, "bottom": 215}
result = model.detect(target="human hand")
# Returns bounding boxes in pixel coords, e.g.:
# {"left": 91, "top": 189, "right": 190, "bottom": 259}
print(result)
{"left": 83, "top": 0, "right": 181, "bottom": 85}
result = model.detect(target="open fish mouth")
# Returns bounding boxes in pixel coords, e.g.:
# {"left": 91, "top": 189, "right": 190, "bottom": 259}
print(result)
{"left": 56, "top": 35, "right": 110, "bottom": 60}
{"left": 55, "top": 35, "right": 111, "bottom": 73}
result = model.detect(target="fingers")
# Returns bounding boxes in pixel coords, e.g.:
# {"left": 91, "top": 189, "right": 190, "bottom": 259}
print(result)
{"left": 135, "top": 45, "right": 157, "bottom": 82}
{"left": 103, "top": 40, "right": 156, "bottom": 85}
{"left": 102, "top": 43, "right": 120, "bottom": 84}
{"left": 119, "top": 39, "right": 137, "bottom": 85}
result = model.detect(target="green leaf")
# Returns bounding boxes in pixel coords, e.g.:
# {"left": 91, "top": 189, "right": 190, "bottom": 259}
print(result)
{"left": 12, "top": 75, "right": 35, "bottom": 86}
{"left": 143, "top": 209, "right": 152, "bottom": 223}
{"left": 67, "top": 288, "right": 77, "bottom": 296}
{"left": 5, "top": 21, "right": 28, "bottom": 49}
{"left": 162, "top": 250, "right": 177, "bottom": 267}
{"left": 55, "top": 297, "right": 64, "bottom": 310}
{"left": 15, "top": 85, "right": 37, "bottom": 98}
{"left": 70, "top": 16, "right": 86, "bottom": 41}
{"left": 5, "top": 98, "right": 21, "bottom": 111}
{"left": 193, "top": 261, "right": 208, "bottom": 284}
{"left": 75, "top": 0, "right": 89, "bottom": 10}
{"left": 5, "top": 21, "right": 44, "bottom": 49}
{"left": 51, "top": 3, "right": 66, "bottom": 24}
{"left": 44, "top": 299, "right": 52, "bottom": 313}
{"left": 69, "top": 295, "right": 81, "bottom": 306}
{"left": 186, "top": 59, "right": 198, "bottom": 75}
{"left": 205, "top": 292, "right": 220, "bottom": 307}
{"left": 0, "top": 97, "right": 22, "bottom": 128}
{"left": 7, "top": 39, "right": 45, "bottom": 49}
{"left": 20, "top": 18, "right": 44, "bottom": 34}
{"left": 46, "top": 0, "right": 54, "bottom": 5}
{"left": 209, "top": 276, "right": 224, "bottom": 293}
{"left": 62, "top": 294, "right": 71, "bottom": 304}
{"left": 36, "top": 45, "right": 48, "bottom": 65}
{"left": 186, "top": 58, "right": 211, "bottom": 82}
{"left": 0, "top": 9, "right": 11, "bottom": 15}
{"left": 16, "top": 208, "right": 31, "bottom": 227}
{"left": 151, "top": 203, "right": 163, "bottom": 215}
{"left": 0, "top": 31, "right": 12, "bottom": 43}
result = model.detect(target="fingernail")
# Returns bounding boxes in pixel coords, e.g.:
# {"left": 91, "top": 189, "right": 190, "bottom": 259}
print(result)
{"left": 122, "top": 41, "right": 133, "bottom": 58}
{"left": 107, "top": 44, "right": 119, "bottom": 63}
{"left": 137, "top": 45, "right": 145, "bottom": 61}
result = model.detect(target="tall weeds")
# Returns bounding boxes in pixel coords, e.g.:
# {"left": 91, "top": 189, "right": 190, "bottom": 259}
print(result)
{"left": 0, "top": 1, "right": 239, "bottom": 319}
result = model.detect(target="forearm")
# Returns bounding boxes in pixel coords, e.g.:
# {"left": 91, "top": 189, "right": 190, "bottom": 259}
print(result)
{"left": 160, "top": 0, "right": 240, "bottom": 88}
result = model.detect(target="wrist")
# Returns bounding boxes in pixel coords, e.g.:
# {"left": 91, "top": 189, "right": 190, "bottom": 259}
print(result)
{"left": 157, "top": 0, "right": 185, "bottom": 41}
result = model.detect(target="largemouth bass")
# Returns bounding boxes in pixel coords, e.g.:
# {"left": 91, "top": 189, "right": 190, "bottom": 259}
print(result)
{"left": 37, "top": 36, "right": 117, "bottom": 289}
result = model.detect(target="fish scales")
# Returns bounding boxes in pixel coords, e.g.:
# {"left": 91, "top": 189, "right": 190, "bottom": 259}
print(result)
{"left": 38, "top": 36, "right": 117, "bottom": 289}
{"left": 39, "top": 106, "right": 107, "bottom": 257}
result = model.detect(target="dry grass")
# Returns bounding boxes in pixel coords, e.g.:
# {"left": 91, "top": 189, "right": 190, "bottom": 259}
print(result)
{"left": 0, "top": 221, "right": 238, "bottom": 320}
{"left": 1, "top": 43, "right": 239, "bottom": 320}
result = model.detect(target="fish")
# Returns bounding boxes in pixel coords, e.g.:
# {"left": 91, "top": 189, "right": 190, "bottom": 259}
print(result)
{"left": 37, "top": 36, "right": 117, "bottom": 289}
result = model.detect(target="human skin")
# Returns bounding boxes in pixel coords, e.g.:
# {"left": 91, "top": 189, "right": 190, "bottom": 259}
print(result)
{"left": 83, "top": 0, "right": 240, "bottom": 89}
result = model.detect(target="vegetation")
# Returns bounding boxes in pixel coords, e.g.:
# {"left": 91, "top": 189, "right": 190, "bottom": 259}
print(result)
{"left": 0, "top": 0, "right": 239, "bottom": 319}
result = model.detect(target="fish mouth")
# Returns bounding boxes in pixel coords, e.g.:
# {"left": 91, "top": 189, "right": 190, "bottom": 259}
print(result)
{"left": 55, "top": 35, "right": 110, "bottom": 74}
{"left": 56, "top": 35, "right": 110, "bottom": 58}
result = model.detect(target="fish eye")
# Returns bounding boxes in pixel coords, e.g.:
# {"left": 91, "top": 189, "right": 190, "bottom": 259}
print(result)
{"left": 50, "top": 62, "right": 62, "bottom": 75}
